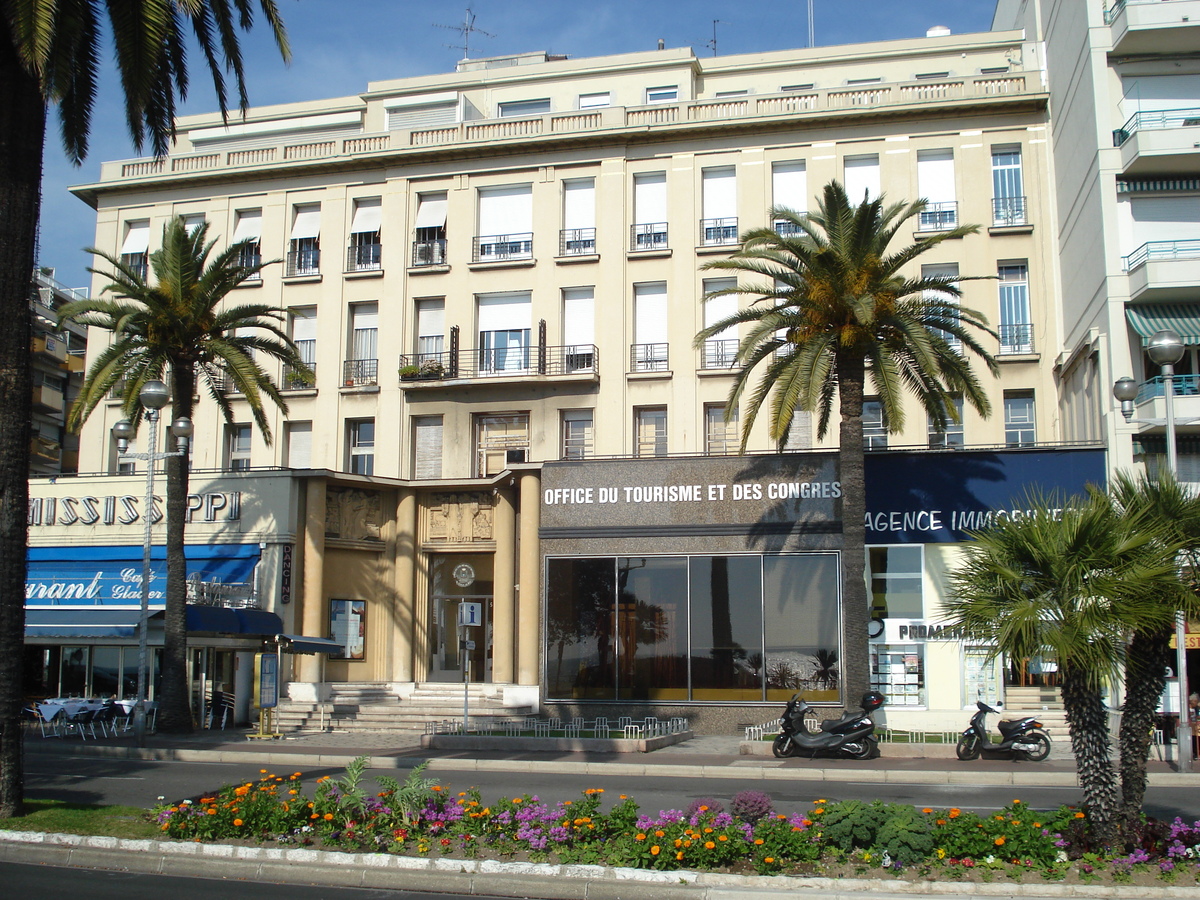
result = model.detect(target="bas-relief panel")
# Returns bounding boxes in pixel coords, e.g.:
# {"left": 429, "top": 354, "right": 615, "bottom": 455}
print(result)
{"left": 325, "top": 487, "right": 383, "bottom": 542}
{"left": 425, "top": 492, "right": 494, "bottom": 543}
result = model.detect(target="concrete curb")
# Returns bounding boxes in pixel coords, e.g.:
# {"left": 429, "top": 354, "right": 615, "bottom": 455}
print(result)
{"left": 0, "top": 830, "right": 1194, "bottom": 899}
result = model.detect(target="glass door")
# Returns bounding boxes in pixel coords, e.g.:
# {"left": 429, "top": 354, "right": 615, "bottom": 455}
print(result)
{"left": 427, "top": 553, "right": 495, "bottom": 683}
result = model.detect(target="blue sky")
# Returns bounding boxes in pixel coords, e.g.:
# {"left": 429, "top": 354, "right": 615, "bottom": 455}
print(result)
{"left": 38, "top": 0, "right": 999, "bottom": 288}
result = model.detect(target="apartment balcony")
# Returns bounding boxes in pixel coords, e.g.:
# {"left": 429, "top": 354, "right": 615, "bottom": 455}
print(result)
{"left": 343, "top": 358, "right": 378, "bottom": 387}
{"left": 32, "top": 382, "right": 64, "bottom": 412}
{"left": 1113, "top": 108, "right": 1200, "bottom": 176}
{"left": 1131, "top": 375, "right": 1200, "bottom": 436}
{"left": 32, "top": 333, "right": 68, "bottom": 363}
{"left": 699, "top": 217, "right": 738, "bottom": 247}
{"left": 700, "top": 339, "right": 739, "bottom": 370}
{"left": 29, "top": 436, "right": 61, "bottom": 464}
{"left": 997, "top": 323, "right": 1035, "bottom": 356}
{"left": 559, "top": 228, "right": 597, "bottom": 257}
{"left": 472, "top": 233, "right": 532, "bottom": 264}
{"left": 285, "top": 248, "right": 320, "bottom": 277}
{"left": 282, "top": 360, "right": 316, "bottom": 391}
{"left": 991, "top": 196, "right": 1029, "bottom": 228}
{"left": 1107, "top": 0, "right": 1200, "bottom": 56}
{"left": 398, "top": 343, "right": 598, "bottom": 390}
{"left": 630, "top": 343, "right": 669, "bottom": 373}
{"left": 916, "top": 202, "right": 958, "bottom": 232}
{"left": 1124, "top": 240, "right": 1200, "bottom": 301}
{"left": 346, "top": 240, "right": 382, "bottom": 273}
{"left": 630, "top": 223, "right": 668, "bottom": 252}
{"left": 65, "top": 352, "right": 86, "bottom": 373}
{"left": 411, "top": 239, "right": 447, "bottom": 267}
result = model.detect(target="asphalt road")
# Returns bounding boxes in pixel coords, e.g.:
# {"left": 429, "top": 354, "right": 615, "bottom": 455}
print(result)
{"left": 22, "top": 752, "right": 1200, "bottom": 822}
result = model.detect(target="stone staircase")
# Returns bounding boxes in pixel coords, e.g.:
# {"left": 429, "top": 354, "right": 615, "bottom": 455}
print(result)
{"left": 275, "top": 682, "right": 535, "bottom": 734}
{"left": 999, "top": 686, "right": 1070, "bottom": 746}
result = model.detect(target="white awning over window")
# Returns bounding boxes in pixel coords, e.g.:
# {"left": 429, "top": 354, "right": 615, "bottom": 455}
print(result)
{"left": 702, "top": 167, "right": 737, "bottom": 219}
{"left": 634, "top": 282, "right": 668, "bottom": 344}
{"left": 477, "top": 292, "right": 531, "bottom": 332}
{"left": 121, "top": 221, "right": 150, "bottom": 254}
{"left": 415, "top": 193, "right": 448, "bottom": 228}
{"left": 232, "top": 210, "right": 262, "bottom": 243}
{"left": 563, "top": 287, "right": 595, "bottom": 346}
{"left": 563, "top": 179, "right": 596, "bottom": 230}
{"left": 478, "top": 185, "right": 532, "bottom": 235}
{"left": 772, "top": 161, "right": 807, "bottom": 213}
{"left": 634, "top": 172, "right": 667, "bottom": 224}
{"left": 917, "top": 149, "right": 955, "bottom": 203}
{"left": 350, "top": 198, "right": 382, "bottom": 234}
{"left": 290, "top": 205, "right": 321, "bottom": 240}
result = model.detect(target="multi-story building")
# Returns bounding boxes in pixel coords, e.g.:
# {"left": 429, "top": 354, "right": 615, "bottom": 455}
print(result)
{"left": 48, "top": 24, "right": 1106, "bottom": 731}
{"left": 29, "top": 267, "right": 87, "bottom": 476}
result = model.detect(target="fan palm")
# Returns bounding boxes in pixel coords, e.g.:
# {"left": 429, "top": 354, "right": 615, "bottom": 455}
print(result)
{"left": 0, "top": 0, "right": 288, "bottom": 817}
{"left": 944, "top": 489, "right": 1187, "bottom": 843}
{"left": 695, "top": 181, "right": 998, "bottom": 702}
{"left": 58, "top": 216, "right": 311, "bottom": 735}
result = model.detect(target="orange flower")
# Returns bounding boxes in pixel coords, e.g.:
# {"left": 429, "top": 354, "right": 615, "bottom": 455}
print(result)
{"left": 936, "top": 819, "right": 946, "bottom": 826}
{"left": 675, "top": 839, "right": 683, "bottom": 848}
{"left": 655, "top": 830, "right": 665, "bottom": 838}
{"left": 703, "top": 827, "right": 714, "bottom": 834}
{"left": 324, "top": 813, "right": 334, "bottom": 821}
{"left": 1074, "top": 812, "right": 1085, "bottom": 819}
{"left": 1012, "top": 799, "right": 1022, "bottom": 805}
{"left": 764, "top": 857, "right": 775, "bottom": 864}
{"left": 718, "top": 835, "right": 728, "bottom": 842}
{"left": 1033, "top": 822, "right": 1042, "bottom": 828}
{"left": 949, "top": 808, "right": 961, "bottom": 819}
{"left": 651, "top": 846, "right": 661, "bottom": 856}
{"left": 260, "top": 769, "right": 267, "bottom": 774}
{"left": 676, "top": 851, "right": 684, "bottom": 861}
{"left": 636, "top": 833, "right": 646, "bottom": 841}
{"left": 754, "top": 839, "right": 764, "bottom": 846}
{"left": 994, "top": 836, "right": 1006, "bottom": 846}
{"left": 206, "top": 809, "right": 216, "bottom": 816}
{"left": 619, "top": 795, "right": 628, "bottom": 800}
{"left": 704, "top": 841, "right": 716, "bottom": 850}
{"left": 512, "top": 797, "right": 522, "bottom": 804}
{"left": 233, "top": 818, "right": 243, "bottom": 827}
{"left": 922, "top": 808, "right": 933, "bottom": 814}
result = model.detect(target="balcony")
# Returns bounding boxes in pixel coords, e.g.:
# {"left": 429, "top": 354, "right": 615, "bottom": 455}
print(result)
{"left": 398, "top": 343, "right": 598, "bottom": 389}
{"left": 699, "top": 217, "right": 738, "bottom": 247}
{"left": 29, "top": 436, "right": 61, "bottom": 463}
{"left": 282, "top": 359, "right": 315, "bottom": 390}
{"left": 343, "top": 358, "right": 378, "bottom": 387}
{"left": 559, "top": 228, "right": 597, "bottom": 257}
{"left": 1124, "top": 240, "right": 1200, "bottom": 301}
{"left": 991, "top": 196, "right": 1028, "bottom": 228}
{"left": 346, "top": 239, "right": 382, "bottom": 273}
{"left": 285, "top": 247, "right": 320, "bottom": 277}
{"left": 1107, "top": 0, "right": 1200, "bottom": 56}
{"left": 700, "top": 339, "right": 739, "bottom": 370}
{"left": 998, "top": 323, "right": 1035, "bottom": 356}
{"left": 630, "top": 343, "right": 669, "bottom": 373}
{"left": 411, "top": 239, "right": 447, "bottom": 267}
{"left": 1131, "top": 374, "right": 1200, "bottom": 436}
{"left": 32, "top": 382, "right": 64, "bottom": 412}
{"left": 472, "top": 233, "right": 532, "bottom": 263}
{"left": 32, "top": 334, "right": 68, "bottom": 363}
{"left": 630, "top": 223, "right": 668, "bottom": 252}
{"left": 917, "top": 202, "right": 958, "bottom": 232}
{"left": 1113, "top": 108, "right": 1200, "bottom": 176}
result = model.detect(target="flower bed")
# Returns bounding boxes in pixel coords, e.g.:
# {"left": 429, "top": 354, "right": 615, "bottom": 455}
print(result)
{"left": 151, "top": 756, "right": 1200, "bottom": 886}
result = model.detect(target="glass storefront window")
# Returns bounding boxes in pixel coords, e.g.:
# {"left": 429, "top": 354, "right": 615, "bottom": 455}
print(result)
{"left": 616, "top": 557, "right": 688, "bottom": 700}
{"left": 764, "top": 554, "right": 841, "bottom": 701}
{"left": 868, "top": 545, "right": 923, "bottom": 619}
{"left": 690, "top": 556, "right": 763, "bottom": 701}
{"left": 871, "top": 643, "right": 925, "bottom": 706}
{"left": 60, "top": 646, "right": 89, "bottom": 696}
{"left": 546, "top": 557, "right": 616, "bottom": 699}
{"left": 91, "top": 647, "right": 122, "bottom": 698}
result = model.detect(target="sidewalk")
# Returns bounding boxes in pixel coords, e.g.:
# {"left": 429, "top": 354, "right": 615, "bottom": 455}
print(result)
{"left": 25, "top": 726, "right": 1200, "bottom": 787}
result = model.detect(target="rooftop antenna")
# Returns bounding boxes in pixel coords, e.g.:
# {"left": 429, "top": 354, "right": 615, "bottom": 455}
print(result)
{"left": 707, "top": 20, "right": 728, "bottom": 56}
{"left": 807, "top": 0, "right": 815, "bottom": 48}
{"left": 434, "top": 7, "right": 494, "bottom": 61}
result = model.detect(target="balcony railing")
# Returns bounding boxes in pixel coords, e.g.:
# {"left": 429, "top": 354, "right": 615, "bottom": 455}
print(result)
{"left": 998, "top": 323, "right": 1035, "bottom": 355}
{"left": 559, "top": 228, "right": 597, "bottom": 256}
{"left": 346, "top": 240, "right": 382, "bottom": 272}
{"left": 700, "top": 217, "right": 738, "bottom": 246}
{"left": 282, "top": 360, "right": 315, "bottom": 390}
{"left": 343, "top": 358, "right": 378, "bottom": 386}
{"left": 473, "top": 233, "right": 532, "bottom": 262}
{"left": 701, "top": 339, "right": 739, "bottom": 369}
{"left": 1136, "top": 374, "right": 1200, "bottom": 404}
{"left": 774, "top": 219, "right": 804, "bottom": 236}
{"left": 398, "top": 343, "right": 598, "bottom": 381}
{"left": 917, "top": 202, "right": 958, "bottom": 231}
{"left": 992, "top": 196, "right": 1028, "bottom": 227}
{"left": 630, "top": 343, "right": 669, "bottom": 372}
{"left": 1113, "top": 107, "right": 1200, "bottom": 146}
{"left": 286, "top": 248, "right": 320, "bottom": 277}
{"left": 1123, "top": 239, "right": 1200, "bottom": 271}
{"left": 630, "top": 223, "right": 668, "bottom": 251}
{"left": 411, "top": 239, "right": 447, "bottom": 266}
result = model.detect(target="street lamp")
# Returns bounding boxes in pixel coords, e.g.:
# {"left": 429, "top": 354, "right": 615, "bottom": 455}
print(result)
{"left": 112, "top": 380, "right": 192, "bottom": 747}
{"left": 1114, "top": 328, "right": 1191, "bottom": 772}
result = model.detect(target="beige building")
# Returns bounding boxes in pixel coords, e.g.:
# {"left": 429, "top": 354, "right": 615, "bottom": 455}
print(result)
{"left": 29, "top": 268, "right": 88, "bottom": 476}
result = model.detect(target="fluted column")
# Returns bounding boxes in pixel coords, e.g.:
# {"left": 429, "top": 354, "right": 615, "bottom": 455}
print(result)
{"left": 393, "top": 488, "right": 417, "bottom": 682}
{"left": 517, "top": 471, "right": 541, "bottom": 685}
{"left": 491, "top": 488, "right": 516, "bottom": 683}
{"left": 298, "top": 479, "right": 327, "bottom": 683}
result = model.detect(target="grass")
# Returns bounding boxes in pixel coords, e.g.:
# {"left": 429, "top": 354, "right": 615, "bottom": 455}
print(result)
{"left": 3, "top": 800, "right": 159, "bottom": 838}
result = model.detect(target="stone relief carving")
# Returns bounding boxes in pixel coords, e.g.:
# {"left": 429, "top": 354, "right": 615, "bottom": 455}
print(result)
{"left": 427, "top": 492, "right": 493, "bottom": 542}
{"left": 325, "top": 487, "right": 383, "bottom": 541}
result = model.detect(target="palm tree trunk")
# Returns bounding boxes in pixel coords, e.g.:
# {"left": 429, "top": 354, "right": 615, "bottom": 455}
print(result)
{"left": 1060, "top": 664, "right": 1118, "bottom": 845}
{"left": 0, "top": 37, "right": 46, "bottom": 817}
{"left": 1119, "top": 627, "right": 1172, "bottom": 820}
{"left": 838, "top": 355, "right": 870, "bottom": 705}
{"left": 158, "top": 366, "right": 197, "bottom": 733}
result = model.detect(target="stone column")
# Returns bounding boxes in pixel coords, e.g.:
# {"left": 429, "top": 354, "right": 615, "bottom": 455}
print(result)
{"left": 517, "top": 471, "right": 541, "bottom": 685}
{"left": 298, "top": 478, "right": 327, "bottom": 684}
{"left": 491, "top": 488, "right": 516, "bottom": 683}
{"left": 393, "top": 488, "right": 417, "bottom": 682}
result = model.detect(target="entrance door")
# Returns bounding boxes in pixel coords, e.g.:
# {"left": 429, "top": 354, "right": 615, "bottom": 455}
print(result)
{"left": 428, "top": 596, "right": 493, "bottom": 683}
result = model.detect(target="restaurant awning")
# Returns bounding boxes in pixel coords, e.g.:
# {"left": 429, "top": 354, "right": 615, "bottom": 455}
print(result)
{"left": 25, "top": 608, "right": 159, "bottom": 638}
{"left": 276, "top": 634, "right": 343, "bottom": 655}
{"left": 186, "top": 606, "right": 283, "bottom": 635}
{"left": 1125, "top": 304, "right": 1200, "bottom": 344}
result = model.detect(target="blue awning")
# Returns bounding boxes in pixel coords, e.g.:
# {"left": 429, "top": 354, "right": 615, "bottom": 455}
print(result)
{"left": 186, "top": 606, "right": 283, "bottom": 635}
{"left": 277, "top": 634, "right": 343, "bottom": 655}
{"left": 25, "top": 608, "right": 160, "bottom": 638}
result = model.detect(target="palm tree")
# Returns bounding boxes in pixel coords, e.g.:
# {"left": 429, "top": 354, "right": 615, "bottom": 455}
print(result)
{"left": 944, "top": 489, "right": 1187, "bottom": 844}
{"left": 1106, "top": 470, "right": 1200, "bottom": 819}
{"left": 58, "top": 216, "right": 311, "bottom": 734}
{"left": 695, "top": 181, "right": 998, "bottom": 703}
{"left": 0, "top": 0, "right": 288, "bottom": 818}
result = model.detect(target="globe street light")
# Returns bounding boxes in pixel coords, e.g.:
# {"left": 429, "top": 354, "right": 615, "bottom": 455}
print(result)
{"left": 1114, "top": 328, "right": 1191, "bottom": 772}
{"left": 112, "top": 380, "right": 192, "bottom": 747}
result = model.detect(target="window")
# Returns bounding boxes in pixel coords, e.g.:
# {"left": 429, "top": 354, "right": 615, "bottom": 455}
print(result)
{"left": 562, "top": 409, "right": 594, "bottom": 459}
{"left": 345, "top": 303, "right": 378, "bottom": 385}
{"left": 347, "top": 419, "right": 375, "bottom": 475}
{"left": 475, "top": 184, "right": 532, "bottom": 261}
{"left": 413, "top": 191, "right": 447, "bottom": 266}
{"left": 715, "top": 90, "right": 749, "bottom": 98}
{"left": 116, "top": 436, "right": 137, "bottom": 475}
{"left": 476, "top": 413, "right": 529, "bottom": 476}
{"left": 286, "top": 307, "right": 316, "bottom": 388}
{"left": 646, "top": 86, "right": 678, "bottom": 103}
{"left": 181, "top": 214, "right": 205, "bottom": 235}
{"left": 478, "top": 292, "right": 531, "bottom": 373}
{"left": 991, "top": 146, "right": 1026, "bottom": 226}
{"left": 922, "top": 263, "right": 960, "bottom": 350}
{"left": 120, "top": 220, "right": 150, "bottom": 279}
{"left": 632, "top": 282, "right": 668, "bottom": 371}
{"left": 232, "top": 209, "right": 262, "bottom": 273}
{"left": 562, "top": 287, "right": 595, "bottom": 372}
{"left": 416, "top": 298, "right": 445, "bottom": 360}
{"left": 1004, "top": 392, "right": 1036, "bottom": 447}
{"left": 772, "top": 161, "right": 807, "bottom": 231}
{"left": 781, "top": 411, "right": 813, "bottom": 451}
{"left": 347, "top": 197, "right": 382, "bottom": 271}
{"left": 561, "top": 178, "right": 596, "bottom": 255}
{"left": 843, "top": 154, "right": 880, "bottom": 202}
{"left": 413, "top": 416, "right": 443, "bottom": 479}
{"left": 701, "top": 277, "right": 738, "bottom": 368}
{"left": 284, "top": 421, "right": 312, "bottom": 468}
{"left": 578, "top": 91, "right": 610, "bottom": 109}
{"left": 632, "top": 172, "right": 668, "bottom": 249}
{"left": 916, "top": 149, "right": 956, "bottom": 230}
{"left": 498, "top": 98, "right": 550, "bottom": 117}
{"left": 288, "top": 204, "right": 321, "bottom": 276}
{"left": 700, "top": 167, "right": 737, "bottom": 245}
{"left": 863, "top": 399, "right": 887, "bottom": 450}
{"left": 867, "top": 545, "right": 923, "bottom": 619}
{"left": 635, "top": 406, "right": 668, "bottom": 457}
{"left": 928, "top": 394, "right": 964, "bottom": 449}
{"left": 387, "top": 95, "right": 458, "bottom": 131}
{"left": 328, "top": 599, "right": 366, "bottom": 660}
{"left": 226, "top": 424, "right": 251, "bottom": 471}
{"left": 705, "top": 404, "right": 739, "bottom": 455}
{"left": 998, "top": 263, "right": 1032, "bottom": 354}
{"left": 781, "top": 83, "right": 815, "bottom": 92}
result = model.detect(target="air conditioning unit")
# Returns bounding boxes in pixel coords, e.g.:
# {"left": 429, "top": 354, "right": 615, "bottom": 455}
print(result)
{"left": 506, "top": 449, "right": 527, "bottom": 464}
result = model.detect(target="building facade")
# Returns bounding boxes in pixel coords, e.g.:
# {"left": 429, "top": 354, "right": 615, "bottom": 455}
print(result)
{"left": 29, "top": 268, "right": 88, "bottom": 476}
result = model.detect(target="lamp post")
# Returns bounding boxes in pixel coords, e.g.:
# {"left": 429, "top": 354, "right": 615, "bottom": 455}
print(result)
{"left": 112, "top": 380, "right": 193, "bottom": 747}
{"left": 1115, "top": 328, "right": 1191, "bottom": 772}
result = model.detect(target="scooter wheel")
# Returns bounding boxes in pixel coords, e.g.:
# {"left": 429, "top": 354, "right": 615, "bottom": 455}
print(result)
{"left": 1024, "top": 733, "right": 1052, "bottom": 762}
{"left": 847, "top": 737, "right": 877, "bottom": 760}
{"left": 772, "top": 735, "right": 792, "bottom": 758}
{"left": 956, "top": 734, "right": 981, "bottom": 760}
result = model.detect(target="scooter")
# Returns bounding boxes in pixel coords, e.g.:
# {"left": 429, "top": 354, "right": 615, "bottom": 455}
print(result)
{"left": 956, "top": 701, "right": 1052, "bottom": 761}
{"left": 772, "top": 691, "right": 885, "bottom": 759}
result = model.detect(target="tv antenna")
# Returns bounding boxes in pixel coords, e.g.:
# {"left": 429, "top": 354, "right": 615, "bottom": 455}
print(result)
{"left": 435, "top": 7, "right": 494, "bottom": 61}
{"left": 706, "top": 20, "right": 729, "bottom": 56}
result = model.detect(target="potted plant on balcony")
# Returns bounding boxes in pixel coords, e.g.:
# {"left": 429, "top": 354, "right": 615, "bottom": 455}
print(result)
{"left": 399, "top": 364, "right": 420, "bottom": 381}
{"left": 417, "top": 359, "right": 445, "bottom": 379}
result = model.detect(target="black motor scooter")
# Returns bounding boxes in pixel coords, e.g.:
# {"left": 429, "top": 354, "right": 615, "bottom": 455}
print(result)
{"left": 956, "top": 701, "right": 1052, "bottom": 761}
{"left": 772, "top": 691, "right": 885, "bottom": 759}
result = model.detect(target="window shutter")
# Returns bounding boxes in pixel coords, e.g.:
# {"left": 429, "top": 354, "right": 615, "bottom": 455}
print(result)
{"left": 478, "top": 292, "right": 532, "bottom": 332}
{"left": 633, "top": 172, "right": 667, "bottom": 224}
{"left": 387, "top": 100, "right": 458, "bottom": 131}
{"left": 634, "top": 283, "right": 668, "bottom": 344}
{"left": 563, "top": 179, "right": 596, "bottom": 229}
{"left": 413, "top": 417, "right": 443, "bottom": 479}
{"left": 563, "top": 287, "right": 595, "bottom": 347}
{"left": 291, "top": 309, "right": 317, "bottom": 343}
{"left": 121, "top": 221, "right": 150, "bottom": 254}
{"left": 417, "top": 299, "right": 445, "bottom": 340}
{"left": 702, "top": 167, "right": 737, "bottom": 219}
{"left": 286, "top": 423, "right": 312, "bottom": 468}
{"left": 843, "top": 155, "right": 880, "bottom": 202}
{"left": 703, "top": 277, "right": 738, "bottom": 341}
{"left": 478, "top": 185, "right": 532, "bottom": 235}
{"left": 917, "top": 150, "right": 955, "bottom": 203}
{"left": 1131, "top": 196, "right": 1200, "bottom": 245}
{"left": 772, "top": 161, "right": 807, "bottom": 213}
